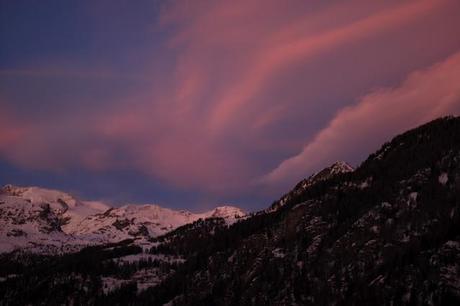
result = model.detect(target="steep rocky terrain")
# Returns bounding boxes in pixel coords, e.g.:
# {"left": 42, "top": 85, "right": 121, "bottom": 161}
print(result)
{"left": 0, "top": 116, "right": 459, "bottom": 305}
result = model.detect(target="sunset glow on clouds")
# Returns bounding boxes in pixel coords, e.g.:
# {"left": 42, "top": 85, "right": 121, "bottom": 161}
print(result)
{"left": 262, "top": 50, "right": 460, "bottom": 188}
{"left": 1, "top": 0, "right": 460, "bottom": 209}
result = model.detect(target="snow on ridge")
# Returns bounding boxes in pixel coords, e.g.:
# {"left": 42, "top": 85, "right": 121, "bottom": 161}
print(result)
{"left": 329, "top": 161, "right": 354, "bottom": 175}
{"left": 1, "top": 184, "right": 80, "bottom": 208}
{"left": 438, "top": 173, "right": 449, "bottom": 185}
{"left": 0, "top": 184, "right": 245, "bottom": 254}
{"left": 82, "top": 200, "right": 111, "bottom": 212}
{"left": 71, "top": 203, "right": 245, "bottom": 242}
{"left": 267, "top": 161, "right": 354, "bottom": 213}
{"left": 194, "top": 205, "right": 246, "bottom": 225}
{"left": 301, "top": 161, "right": 354, "bottom": 188}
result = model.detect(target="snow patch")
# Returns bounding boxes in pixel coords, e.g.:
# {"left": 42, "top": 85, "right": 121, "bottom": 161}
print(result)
{"left": 438, "top": 173, "right": 449, "bottom": 185}
{"left": 272, "top": 248, "right": 285, "bottom": 258}
{"left": 101, "top": 277, "right": 130, "bottom": 294}
{"left": 409, "top": 192, "right": 418, "bottom": 201}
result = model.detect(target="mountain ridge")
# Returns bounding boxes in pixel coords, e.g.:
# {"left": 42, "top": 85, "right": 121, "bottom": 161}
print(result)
{"left": 267, "top": 160, "right": 354, "bottom": 212}
{"left": 1, "top": 116, "right": 459, "bottom": 305}
{"left": 0, "top": 185, "right": 245, "bottom": 254}
{"left": 135, "top": 116, "right": 460, "bottom": 305}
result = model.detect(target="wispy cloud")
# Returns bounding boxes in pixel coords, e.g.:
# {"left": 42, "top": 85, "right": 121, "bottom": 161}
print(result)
{"left": 260, "top": 50, "right": 460, "bottom": 189}
{"left": 207, "top": 0, "right": 445, "bottom": 131}
{"left": 1, "top": 0, "right": 460, "bottom": 202}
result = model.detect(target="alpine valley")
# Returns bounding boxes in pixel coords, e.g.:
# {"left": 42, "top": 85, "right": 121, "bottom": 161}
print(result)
{"left": 1, "top": 116, "right": 460, "bottom": 305}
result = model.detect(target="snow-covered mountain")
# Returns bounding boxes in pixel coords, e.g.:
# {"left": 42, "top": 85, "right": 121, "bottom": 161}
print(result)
{"left": 70, "top": 204, "right": 244, "bottom": 245}
{"left": 0, "top": 185, "right": 245, "bottom": 254}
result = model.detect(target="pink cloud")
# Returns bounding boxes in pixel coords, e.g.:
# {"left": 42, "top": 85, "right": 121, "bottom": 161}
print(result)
{"left": 2, "top": 0, "right": 460, "bottom": 198}
{"left": 207, "top": 0, "right": 446, "bottom": 131}
{"left": 261, "top": 50, "right": 460, "bottom": 189}
{"left": 0, "top": 107, "right": 28, "bottom": 150}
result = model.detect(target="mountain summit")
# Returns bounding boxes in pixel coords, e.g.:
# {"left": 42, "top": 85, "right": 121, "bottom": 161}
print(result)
{"left": 268, "top": 160, "right": 354, "bottom": 212}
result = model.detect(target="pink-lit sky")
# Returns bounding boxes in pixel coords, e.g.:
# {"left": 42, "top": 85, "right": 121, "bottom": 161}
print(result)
{"left": 1, "top": 0, "right": 460, "bottom": 210}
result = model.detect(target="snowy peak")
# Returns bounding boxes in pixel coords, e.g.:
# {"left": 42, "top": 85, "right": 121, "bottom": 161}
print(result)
{"left": 201, "top": 206, "right": 245, "bottom": 224}
{"left": 329, "top": 160, "right": 354, "bottom": 174}
{"left": 1, "top": 184, "right": 80, "bottom": 208}
{"left": 207, "top": 206, "right": 245, "bottom": 219}
{"left": 0, "top": 184, "right": 109, "bottom": 220}
{"left": 72, "top": 204, "right": 245, "bottom": 243}
{"left": 268, "top": 161, "right": 354, "bottom": 212}
{"left": 295, "top": 160, "right": 354, "bottom": 190}
{"left": 0, "top": 185, "right": 113, "bottom": 253}
{"left": 0, "top": 184, "right": 110, "bottom": 232}
{"left": 189, "top": 205, "right": 246, "bottom": 226}
{"left": 0, "top": 185, "right": 245, "bottom": 253}
{"left": 313, "top": 161, "right": 354, "bottom": 181}
{"left": 0, "top": 184, "right": 110, "bottom": 214}
{"left": 71, "top": 203, "right": 197, "bottom": 242}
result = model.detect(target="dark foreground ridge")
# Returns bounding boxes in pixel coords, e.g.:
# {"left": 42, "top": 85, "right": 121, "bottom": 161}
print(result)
{"left": 1, "top": 116, "right": 460, "bottom": 305}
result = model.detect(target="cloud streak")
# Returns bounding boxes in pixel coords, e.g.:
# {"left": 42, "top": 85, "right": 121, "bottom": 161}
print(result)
{"left": 261, "top": 50, "right": 460, "bottom": 189}
{"left": 208, "top": 0, "right": 446, "bottom": 131}
{"left": 2, "top": 0, "right": 460, "bottom": 206}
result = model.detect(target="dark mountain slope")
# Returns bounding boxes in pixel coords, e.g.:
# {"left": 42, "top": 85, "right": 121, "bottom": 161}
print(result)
{"left": 138, "top": 116, "right": 460, "bottom": 305}
{"left": 0, "top": 116, "right": 459, "bottom": 305}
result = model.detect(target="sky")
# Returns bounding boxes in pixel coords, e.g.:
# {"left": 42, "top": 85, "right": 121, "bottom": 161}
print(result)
{"left": 1, "top": 0, "right": 460, "bottom": 212}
